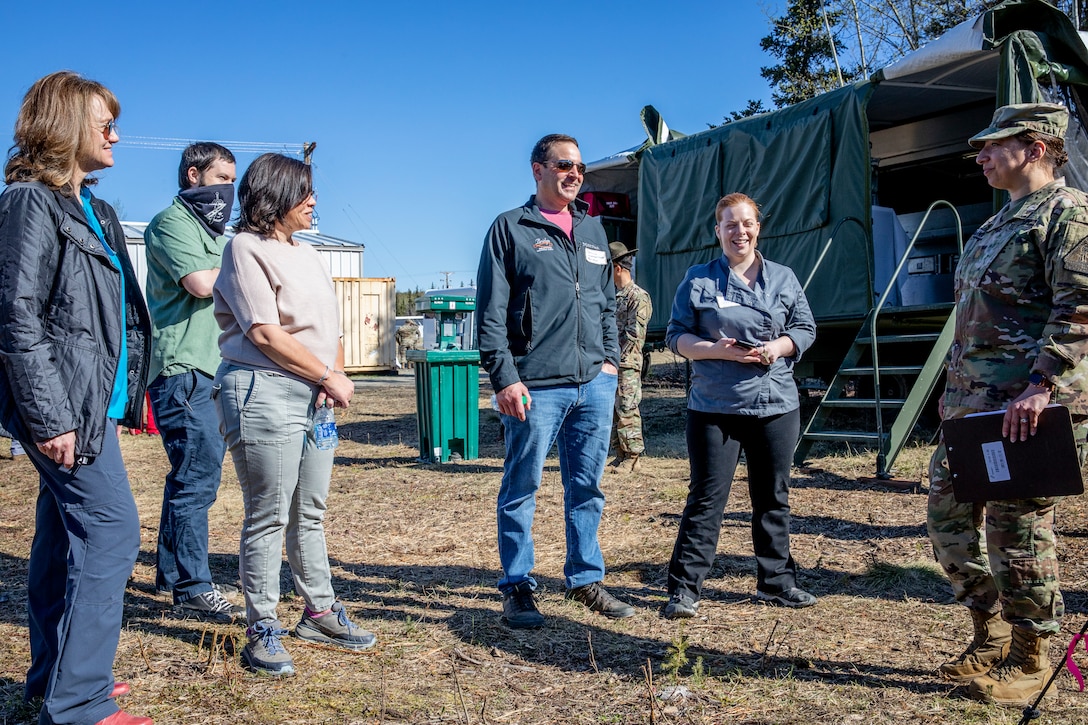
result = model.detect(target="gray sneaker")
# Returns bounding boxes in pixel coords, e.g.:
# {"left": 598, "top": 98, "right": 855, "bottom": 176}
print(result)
{"left": 294, "top": 601, "right": 377, "bottom": 651}
{"left": 663, "top": 592, "right": 699, "bottom": 619}
{"left": 173, "top": 589, "right": 243, "bottom": 623}
{"left": 242, "top": 620, "right": 295, "bottom": 676}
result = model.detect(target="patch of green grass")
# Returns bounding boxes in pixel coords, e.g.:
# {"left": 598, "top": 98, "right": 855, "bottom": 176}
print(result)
{"left": 862, "top": 559, "right": 946, "bottom": 592}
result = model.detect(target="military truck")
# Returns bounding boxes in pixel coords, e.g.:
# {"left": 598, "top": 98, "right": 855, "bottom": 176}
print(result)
{"left": 581, "top": 0, "right": 1088, "bottom": 476}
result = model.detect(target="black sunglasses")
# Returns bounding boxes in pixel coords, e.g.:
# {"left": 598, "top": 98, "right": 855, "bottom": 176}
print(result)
{"left": 545, "top": 159, "right": 587, "bottom": 174}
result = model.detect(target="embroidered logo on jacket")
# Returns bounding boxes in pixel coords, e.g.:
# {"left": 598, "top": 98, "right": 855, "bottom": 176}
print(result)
{"left": 533, "top": 239, "right": 554, "bottom": 252}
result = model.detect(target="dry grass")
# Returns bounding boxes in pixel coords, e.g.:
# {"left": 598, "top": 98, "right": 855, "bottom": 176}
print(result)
{"left": 2, "top": 353, "right": 1088, "bottom": 724}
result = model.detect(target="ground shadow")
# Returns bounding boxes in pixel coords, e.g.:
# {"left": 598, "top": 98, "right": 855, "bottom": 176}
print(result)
{"left": 792, "top": 467, "right": 927, "bottom": 493}
{"left": 788, "top": 514, "right": 926, "bottom": 541}
{"left": 655, "top": 510, "right": 926, "bottom": 542}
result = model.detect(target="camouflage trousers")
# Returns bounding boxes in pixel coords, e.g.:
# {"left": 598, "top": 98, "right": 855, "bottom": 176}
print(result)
{"left": 927, "top": 440, "right": 1065, "bottom": 634}
{"left": 611, "top": 368, "right": 644, "bottom": 456}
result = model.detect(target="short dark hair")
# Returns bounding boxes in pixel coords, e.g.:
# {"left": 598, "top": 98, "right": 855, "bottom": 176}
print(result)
{"left": 179, "top": 142, "right": 235, "bottom": 191}
{"left": 530, "top": 134, "right": 578, "bottom": 165}
{"left": 235, "top": 153, "right": 312, "bottom": 236}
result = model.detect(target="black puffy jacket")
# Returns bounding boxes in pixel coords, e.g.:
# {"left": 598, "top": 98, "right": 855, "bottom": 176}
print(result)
{"left": 0, "top": 181, "right": 151, "bottom": 457}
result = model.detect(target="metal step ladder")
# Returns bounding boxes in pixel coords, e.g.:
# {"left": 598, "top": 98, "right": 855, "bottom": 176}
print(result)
{"left": 793, "top": 310, "right": 955, "bottom": 476}
{"left": 794, "top": 201, "right": 964, "bottom": 478}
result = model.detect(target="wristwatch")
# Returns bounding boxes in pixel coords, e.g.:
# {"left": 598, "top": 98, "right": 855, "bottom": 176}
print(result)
{"left": 1028, "top": 372, "right": 1056, "bottom": 391}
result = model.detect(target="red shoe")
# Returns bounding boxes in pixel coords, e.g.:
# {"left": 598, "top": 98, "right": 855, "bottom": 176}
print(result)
{"left": 110, "top": 682, "right": 130, "bottom": 698}
{"left": 95, "top": 710, "right": 152, "bottom": 725}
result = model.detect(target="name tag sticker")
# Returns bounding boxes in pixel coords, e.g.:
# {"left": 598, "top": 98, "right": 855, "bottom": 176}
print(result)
{"left": 716, "top": 293, "right": 738, "bottom": 308}
{"left": 586, "top": 248, "right": 607, "bottom": 265}
{"left": 981, "top": 441, "right": 1012, "bottom": 482}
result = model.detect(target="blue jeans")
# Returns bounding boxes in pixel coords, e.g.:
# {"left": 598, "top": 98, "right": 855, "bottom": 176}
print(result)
{"left": 148, "top": 370, "right": 226, "bottom": 603}
{"left": 214, "top": 365, "right": 337, "bottom": 625}
{"left": 23, "top": 423, "right": 138, "bottom": 725}
{"left": 497, "top": 371, "right": 617, "bottom": 592}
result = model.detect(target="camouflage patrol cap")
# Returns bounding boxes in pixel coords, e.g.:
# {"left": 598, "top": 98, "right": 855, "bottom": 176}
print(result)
{"left": 968, "top": 103, "right": 1069, "bottom": 148}
{"left": 609, "top": 241, "right": 637, "bottom": 268}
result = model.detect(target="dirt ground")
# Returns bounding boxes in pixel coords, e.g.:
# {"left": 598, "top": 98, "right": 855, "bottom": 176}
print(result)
{"left": 2, "top": 355, "right": 1088, "bottom": 724}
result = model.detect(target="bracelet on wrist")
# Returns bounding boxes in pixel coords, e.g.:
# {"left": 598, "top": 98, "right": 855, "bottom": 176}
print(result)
{"left": 317, "top": 365, "right": 330, "bottom": 384}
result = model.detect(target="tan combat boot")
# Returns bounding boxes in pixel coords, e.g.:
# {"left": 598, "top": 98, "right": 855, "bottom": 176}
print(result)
{"left": 939, "top": 609, "right": 1011, "bottom": 681}
{"left": 629, "top": 454, "right": 641, "bottom": 473}
{"left": 967, "top": 626, "right": 1053, "bottom": 706}
{"left": 607, "top": 453, "right": 628, "bottom": 474}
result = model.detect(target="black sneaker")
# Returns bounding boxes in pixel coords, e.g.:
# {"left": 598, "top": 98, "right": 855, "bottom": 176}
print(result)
{"left": 158, "top": 581, "right": 240, "bottom": 596}
{"left": 565, "top": 582, "right": 635, "bottom": 619}
{"left": 502, "top": 582, "right": 544, "bottom": 629}
{"left": 243, "top": 619, "right": 295, "bottom": 676}
{"left": 755, "top": 587, "right": 818, "bottom": 609}
{"left": 294, "top": 601, "right": 377, "bottom": 651}
{"left": 663, "top": 592, "right": 699, "bottom": 619}
{"left": 172, "top": 589, "right": 244, "bottom": 623}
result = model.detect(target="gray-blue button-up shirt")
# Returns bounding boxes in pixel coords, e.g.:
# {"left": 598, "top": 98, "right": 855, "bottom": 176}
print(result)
{"left": 666, "top": 253, "right": 816, "bottom": 416}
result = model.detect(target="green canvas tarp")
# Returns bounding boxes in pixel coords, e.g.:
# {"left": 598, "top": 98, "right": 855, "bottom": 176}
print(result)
{"left": 634, "top": 0, "right": 1088, "bottom": 340}
{"left": 638, "top": 83, "right": 873, "bottom": 336}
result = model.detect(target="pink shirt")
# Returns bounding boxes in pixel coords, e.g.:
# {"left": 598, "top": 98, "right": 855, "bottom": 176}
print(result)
{"left": 540, "top": 207, "right": 573, "bottom": 239}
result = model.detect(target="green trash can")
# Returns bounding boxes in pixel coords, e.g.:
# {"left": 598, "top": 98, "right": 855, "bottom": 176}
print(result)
{"left": 407, "top": 348, "right": 480, "bottom": 463}
{"left": 407, "top": 292, "right": 480, "bottom": 463}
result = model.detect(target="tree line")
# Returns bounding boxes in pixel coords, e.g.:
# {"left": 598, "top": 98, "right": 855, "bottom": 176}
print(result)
{"left": 722, "top": 0, "right": 1084, "bottom": 121}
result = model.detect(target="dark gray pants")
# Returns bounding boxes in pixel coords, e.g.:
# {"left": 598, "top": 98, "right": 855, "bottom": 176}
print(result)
{"left": 23, "top": 424, "right": 138, "bottom": 725}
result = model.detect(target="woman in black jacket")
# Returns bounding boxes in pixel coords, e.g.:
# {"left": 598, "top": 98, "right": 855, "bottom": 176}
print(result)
{"left": 0, "top": 72, "right": 151, "bottom": 725}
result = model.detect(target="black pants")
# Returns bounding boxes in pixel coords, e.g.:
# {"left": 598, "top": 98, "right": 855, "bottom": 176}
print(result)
{"left": 668, "top": 408, "right": 801, "bottom": 600}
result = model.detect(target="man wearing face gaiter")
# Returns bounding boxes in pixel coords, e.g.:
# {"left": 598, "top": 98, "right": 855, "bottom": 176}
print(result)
{"left": 145, "top": 142, "right": 243, "bottom": 622}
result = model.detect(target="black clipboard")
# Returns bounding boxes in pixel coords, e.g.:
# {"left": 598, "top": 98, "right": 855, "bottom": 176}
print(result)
{"left": 943, "top": 405, "right": 1084, "bottom": 503}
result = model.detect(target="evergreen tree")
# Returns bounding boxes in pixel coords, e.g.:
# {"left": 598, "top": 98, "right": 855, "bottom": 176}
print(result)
{"left": 396, "top": 287, "right": 425, "bottom": 316}
{"left": 754, "top": 0, "right": 1039, "bottom": 111}
{"left": 760, "top": 0, "right": 855, "bottom": 107}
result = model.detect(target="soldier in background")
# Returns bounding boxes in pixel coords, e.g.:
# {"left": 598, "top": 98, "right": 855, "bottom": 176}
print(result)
{"left": 608, "top": 242, "right": 652, "bottom": 472}
{"left": 395, "top": 318, "right": 423, "bottom": 369}
{"left": 927, "top": 103, "right": 1088, "bottom": 707}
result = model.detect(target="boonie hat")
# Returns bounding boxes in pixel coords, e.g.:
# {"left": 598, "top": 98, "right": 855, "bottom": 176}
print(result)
{"left": 609, "top": 241, "right": 637, "bottom": 267}
{"left": 968, "top": 102, "right": 1069, "bottom": 148}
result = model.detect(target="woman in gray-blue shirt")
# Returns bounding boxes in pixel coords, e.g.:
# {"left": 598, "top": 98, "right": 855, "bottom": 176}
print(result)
{"left": 663, "top": 193, "right": 817, "bottom": 619}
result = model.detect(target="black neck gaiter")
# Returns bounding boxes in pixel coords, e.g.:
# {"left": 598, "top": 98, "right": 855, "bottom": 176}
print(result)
{"left": 178, "top": 183, "right": 235, "bottom": 237}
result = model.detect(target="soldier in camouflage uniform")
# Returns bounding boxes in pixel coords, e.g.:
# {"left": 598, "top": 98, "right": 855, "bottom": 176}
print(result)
{"left": 927, "top": 103, "right": 1088, "bottom": 707}
{"left": 395, "top": 318, "right": 423, "bottom": 369}
{"left": 607, "top": 242, "right": 652, "bottom": 473}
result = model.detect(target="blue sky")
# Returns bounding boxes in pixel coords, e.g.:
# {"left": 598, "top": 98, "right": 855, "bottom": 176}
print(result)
{"left": 1, "top": 1, "right": 782, "bottom": 291}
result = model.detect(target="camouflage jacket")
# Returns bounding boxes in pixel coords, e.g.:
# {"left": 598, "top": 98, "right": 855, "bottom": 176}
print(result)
{"left": 945, "top": 179, "right": 1088, "bottom": 415}
{"left": 396, "top": 323, "right": 421, "bottom": 346}
{"left": 616, "top": 280, "right": 652, "bottom": 371}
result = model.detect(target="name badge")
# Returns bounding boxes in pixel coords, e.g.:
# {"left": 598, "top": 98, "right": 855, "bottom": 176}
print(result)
{"left": 586, "top": 248, "right": 607, "bottom": 265}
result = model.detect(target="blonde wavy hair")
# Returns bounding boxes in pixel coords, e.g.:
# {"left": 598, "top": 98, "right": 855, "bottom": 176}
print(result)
{"left": 4, "top": 71, "right": 120, "bottom": 191}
